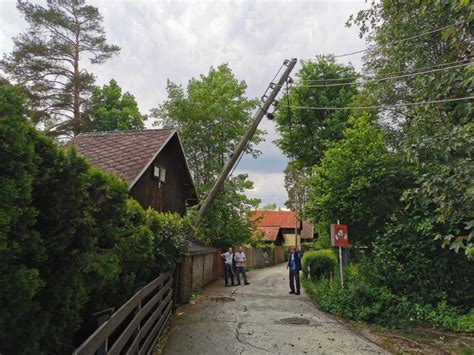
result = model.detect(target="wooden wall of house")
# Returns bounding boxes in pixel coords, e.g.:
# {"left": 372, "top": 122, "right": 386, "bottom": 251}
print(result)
{"left": 130, "top": 134, "right": 194, "bottom": 215}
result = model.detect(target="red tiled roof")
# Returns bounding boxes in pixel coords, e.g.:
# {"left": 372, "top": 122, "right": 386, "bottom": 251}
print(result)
{"left": 301, "top": 220, "right": 314, "bottom": 240}
{"left": 257, "top": 226, "right": 281, "bottom": 242}
{"left": 69, "top": 129, "right": 176, "bottom": 187}
{"left": 250, "top": 211, "right": 298, "bottom": 228}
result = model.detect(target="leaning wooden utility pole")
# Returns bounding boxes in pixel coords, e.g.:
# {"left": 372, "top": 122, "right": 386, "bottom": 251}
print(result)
{"left": 192, "top": 58, "right": 298, "bottom": 229}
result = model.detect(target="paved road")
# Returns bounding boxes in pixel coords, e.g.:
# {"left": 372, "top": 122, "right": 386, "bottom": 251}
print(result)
{"left": 163, "top": 264, "right": 387, "bottom": 355}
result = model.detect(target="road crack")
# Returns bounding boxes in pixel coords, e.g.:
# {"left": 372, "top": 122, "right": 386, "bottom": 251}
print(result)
{"left": 234, "top": 322, "right": 272, "bottom": 354}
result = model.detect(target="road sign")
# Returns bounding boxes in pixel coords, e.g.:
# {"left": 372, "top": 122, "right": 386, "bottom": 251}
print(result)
{"left": 330, "top": 224, "right": 349, "bottom": 247}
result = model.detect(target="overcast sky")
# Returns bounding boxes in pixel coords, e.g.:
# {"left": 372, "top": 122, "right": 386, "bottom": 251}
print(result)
{"left": 0, "top": 0, "right": 368, "bottom": 208}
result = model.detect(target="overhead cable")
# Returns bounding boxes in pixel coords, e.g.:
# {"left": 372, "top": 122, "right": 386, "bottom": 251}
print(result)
{"left": 295, "top": 58, "right": 472, "bottom": 83}
{"left": 303, "top": 23, "right": 461, "bottom": 59}
{"left": 287, "top": 96, "right": 473, "bottom": 111}
{"left": 293, "top": 62, "right": 471, "bottom": 88}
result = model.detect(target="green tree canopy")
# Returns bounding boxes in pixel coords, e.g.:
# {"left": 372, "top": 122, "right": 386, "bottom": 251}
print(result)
{"left": 153, "top": 63, "right": 262, "bottom": 194}
{"left": 260, "top": 203, "right": 278, "bottom": 211}
{"left": 1, "top": 0, "right": 120, "bottom": 137}
{"left": 349, "top": 0, "right": 473, "bottom": 257}
{"left": 304, "top": 114, "right": 412, "bottom": 247}
{"left": 152, "top": 64, "right": 262, "bottom": 247}
{"left": 275, "top": 56, "right": 359, "bottom": 169}
{"left": 87, "top": 79, "right": 146, "bottom": 132}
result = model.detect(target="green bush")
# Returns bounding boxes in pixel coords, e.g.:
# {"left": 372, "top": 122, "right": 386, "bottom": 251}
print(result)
{"left": 301, "top": 249, "right": 337, "bottom": 280}
{"left": 0, "top": 82, "right": 188, "bottom": 354}
{"left": 302, "top": 262, "right": 474, "bottom": 333}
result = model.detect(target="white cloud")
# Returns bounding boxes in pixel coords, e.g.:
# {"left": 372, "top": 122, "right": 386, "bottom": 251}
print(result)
{"left": 0, "top": 0, "right": 369, "bottom": 208}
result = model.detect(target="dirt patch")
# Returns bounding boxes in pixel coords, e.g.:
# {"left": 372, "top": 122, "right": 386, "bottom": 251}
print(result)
{"left": 208, "top": 296, "right": 236, "bottom": 302}
{"left": 279, "top": 317, "right": 311, "bottom": 325}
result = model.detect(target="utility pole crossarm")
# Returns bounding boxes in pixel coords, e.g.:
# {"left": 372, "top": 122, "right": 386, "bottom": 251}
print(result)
{"left": 192, "top": 58, "right": 298, "bottom": 229}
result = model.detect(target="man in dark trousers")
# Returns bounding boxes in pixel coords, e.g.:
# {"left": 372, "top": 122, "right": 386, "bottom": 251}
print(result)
{"left": 220, "top": 247, "right": 235, "bottom": 287}
{"left": 287, "top": 246, "right": 302, "bottom": 295}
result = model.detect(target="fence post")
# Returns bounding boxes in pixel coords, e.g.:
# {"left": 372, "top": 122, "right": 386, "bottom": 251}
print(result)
{"left": 92, "top": 307, "right": 114, "bottom": 355}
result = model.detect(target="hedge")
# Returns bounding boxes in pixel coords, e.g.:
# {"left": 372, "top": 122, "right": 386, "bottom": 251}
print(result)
{"left": 0, "top": 82, "right": 189, "bottom": 354}
{"left": 301, "top": 249, "right": 337, "bottom": 280}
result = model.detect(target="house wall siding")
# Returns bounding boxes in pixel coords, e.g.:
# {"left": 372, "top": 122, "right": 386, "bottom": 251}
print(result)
{"left": 130, "top": 135, "right": 191, "bottom": 215}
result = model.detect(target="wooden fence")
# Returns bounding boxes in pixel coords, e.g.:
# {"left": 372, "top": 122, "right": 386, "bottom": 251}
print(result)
{"left": 73, "top": 272, "right": 173, "bottom": 355}
{"left": 243, "top": 245, "right": 285, "bottom": 268}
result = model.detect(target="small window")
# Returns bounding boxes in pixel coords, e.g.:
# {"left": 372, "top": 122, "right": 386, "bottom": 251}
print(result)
{"left": 159, "top": 167, "right": 166, "bottom": 183}
{"left": 153, "top": 166, "right": 160, "bottom": 179}
{"left": 153, "top": 165, "right": 166, "bottom": 187}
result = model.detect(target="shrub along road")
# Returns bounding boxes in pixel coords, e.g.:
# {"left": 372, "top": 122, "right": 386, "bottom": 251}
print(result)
{"left": 162, "top": 264, "right": 386, "bottom": 354}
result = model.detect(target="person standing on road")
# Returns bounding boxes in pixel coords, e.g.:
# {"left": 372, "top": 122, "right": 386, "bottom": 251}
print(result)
{"left": 287, "top": 246, "right": 302, "bottom": 295}
{"left": 234, "top": 247, "right": 250, "bottom": 285}
{"left": 220, "top": 247, "right": 236, "bottom": 287}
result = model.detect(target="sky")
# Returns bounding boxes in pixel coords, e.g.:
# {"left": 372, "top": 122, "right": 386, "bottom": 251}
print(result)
{"left": 0, "top": 0, "right": 368, "bottom": 208}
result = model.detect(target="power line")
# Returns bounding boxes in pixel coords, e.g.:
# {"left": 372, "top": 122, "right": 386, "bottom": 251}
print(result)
{"left": 293, "top": 62, "right": 471, "bottom": 88}
{"left": 287, "top": 96, "right": 473, "bottom": 111}
{"left": 295, "top": 58, "right": 472, "bottom": 83}
{"left": 303, "top": 23, "right": 461, "bottom": 60}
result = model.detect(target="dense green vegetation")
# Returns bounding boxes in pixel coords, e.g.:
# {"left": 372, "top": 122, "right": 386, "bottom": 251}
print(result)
{"left": 277, "top": 0, "right": 474, "bottom": 333}
{"left": 301, "top": 250, "right": 337, "bottom": 280}
{"left": 153, "top": 64, "right": 261, "bottom": 248}
{"left": 0, "top": 82, "right": 189, "bottom": 354}
{"left": 86, "top": 79, "right": 147, "bottom": 132}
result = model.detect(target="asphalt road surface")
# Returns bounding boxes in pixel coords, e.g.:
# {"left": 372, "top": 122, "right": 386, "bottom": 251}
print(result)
{"left": 163, "top": 263, "right": 387, "bottom": 355}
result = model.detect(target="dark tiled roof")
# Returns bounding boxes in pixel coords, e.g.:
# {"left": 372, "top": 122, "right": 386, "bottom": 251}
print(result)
{"left": 69, "top": 129, "right": 176, "bottom": 187}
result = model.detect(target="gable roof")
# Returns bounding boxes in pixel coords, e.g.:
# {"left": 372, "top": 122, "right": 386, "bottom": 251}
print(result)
{"left": 250, "top": 210, "right": 298, "bottom": 229}
{"left": 257, "top": 226, "right": 282, "bottom": 242}
{"left": 69, "top": 129, "right": 195, "bottom": 192}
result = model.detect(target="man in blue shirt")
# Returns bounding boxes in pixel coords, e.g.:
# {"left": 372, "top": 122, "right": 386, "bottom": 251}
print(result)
{"left": 286, "top": 246, "right": 302, "bottom": 295}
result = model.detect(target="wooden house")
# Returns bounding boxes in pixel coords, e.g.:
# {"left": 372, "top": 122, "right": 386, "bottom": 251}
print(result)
{"left": 70, "top": 129, "right": 198, "bottom": 215}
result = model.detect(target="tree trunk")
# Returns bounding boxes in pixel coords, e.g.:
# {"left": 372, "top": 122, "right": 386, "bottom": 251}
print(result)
{"left": 73, "top": 7, "right": 81, "bottom": 135}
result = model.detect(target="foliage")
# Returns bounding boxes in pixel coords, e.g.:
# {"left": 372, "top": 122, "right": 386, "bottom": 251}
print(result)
{"left": 301, "top": 249, "right": 337, "bottom": 280}
{"left": 152, "top": 63, "right": 261, "bottom": 195}
{"left": 303, "top": 234, "right": 332, "bottom": 251}
{"left": 348, "top": 0, "right": 473, "bottom": 257}
{"left": 260, "top": 203, "right": 278, "bottom": 211}
{"left": 1, "top": 0, "right": 120, "bottom": 137}
{"left": 86, "top": 79, "right": 147, "bottom": 132}
{"left": 303, "top": 268, "right": 474, "bottom": 333}
{"left": 283, "top": 161, "right": 310, "bottom": 211}
{"left": 0, "top": 82, "right": 187, "bottom": 354}
{"left": 275, "top": 56, "right": 359, "bottom": 169}
{"left": 152, "top": 64, "right": 262, "bottom": 247}
{"left": 304, "top": 114, "right": 412, "bottom": 247}
{"left": 372, "top": 217, "right": 474, "bottom": 309}
{"left": 193, "top": 175, "right": 260, "bottom": 249}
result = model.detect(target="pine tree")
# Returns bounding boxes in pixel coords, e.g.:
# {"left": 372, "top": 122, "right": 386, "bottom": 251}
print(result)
{"left": 1, "top": 0, "right": 120, "bottom": 137}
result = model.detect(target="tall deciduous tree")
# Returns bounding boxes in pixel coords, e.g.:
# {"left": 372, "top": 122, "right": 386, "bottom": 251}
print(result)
{"left": 1, "top": 0, "right": 120, "bottom": 137}
{"left": 152, "top": 64, "right": 262, "bottom": 247}
{"left": 153, "top": 64, "right": 262, "bottom": 195}
{"left": 304, "top": 114, "right": 413, "bottom": 247}
{"left": 275, "top": 56, "right": 359, "bottom": 169}
{"left": 349, "top": 0, "right": 473, "bottom": 257}
{"left": 86, "top": 79, "right": 146, "bottom": 132}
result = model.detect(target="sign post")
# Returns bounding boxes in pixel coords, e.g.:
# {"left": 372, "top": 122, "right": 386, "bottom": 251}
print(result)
{"left": 330, "top": 221, "right": 349, "bottom": 289}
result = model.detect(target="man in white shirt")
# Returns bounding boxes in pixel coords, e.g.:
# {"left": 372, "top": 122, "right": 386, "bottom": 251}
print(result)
{"left": 220, "top": 247, "right": 235, "bottom": 287}
{"left": 234, "top": 246, "right": 250, "bottom": 285}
